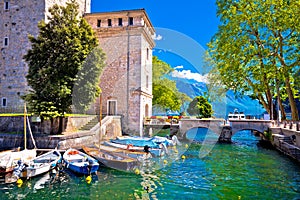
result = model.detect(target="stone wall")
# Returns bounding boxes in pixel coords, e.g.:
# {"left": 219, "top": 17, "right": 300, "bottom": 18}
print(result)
{"left": 84, "top": 9, "right": 154, "bottom": 135}
{"left": 0, "top": 0, "right": 46, "bottom": 111}
{"left": 0, "top": 116, "right": 122, "bottom": 150}
{"left": 0, "top": 115, "right": 97, "bottom": 134}
{"left": 0, "top": 0, "right": 90, "bottom": 111}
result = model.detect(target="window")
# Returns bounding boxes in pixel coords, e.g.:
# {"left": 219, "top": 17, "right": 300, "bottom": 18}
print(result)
{"left": 108, "top": 100, "right": 117, "bottom": 115}
{"left": 4, "top": 1, "right": 9, "bottom": 10}
{"left": 118, "top": 18, "right": 123, "bottom": 26}
{"left": 146, "top": 48, "right": 149, "bottom": 60}
{"left": 3, "top": 37, "right": 9, "bottom": 47}
{"left": 2, "top": 98, "right": 7, "bottom": 107}
{"left": 145, "top": 104, "right": 149, "bottom": 117}
{"left": 129, "top": 17, "right": 133, "bottom": 26}
{"left": 146, "top": 75, "right": 149, "bottom": 88}
{"left": 108, "top": 19, "right": 112, "bottom": 27}
{"left": 97, "top": 19, "right": 101, "bottom": 27}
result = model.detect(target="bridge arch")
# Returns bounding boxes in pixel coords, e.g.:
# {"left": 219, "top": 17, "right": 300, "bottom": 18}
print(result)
{"left": 178, "top": 119, "right": 274, "bottom": 142}
{"left": 179, "top": 119, "right": 225, "bottom": 139}
{"left": 230, "top": 120, "right": 273, "bottom": 136}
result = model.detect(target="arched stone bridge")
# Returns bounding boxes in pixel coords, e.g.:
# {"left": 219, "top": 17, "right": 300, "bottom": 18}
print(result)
{"left": 229, "top": 119, "right": 274, "bottom": 135}
{"left": 179, "top": 119, "right": 274, "bottom": 142}
{"left": 179, "top": 118, "right": 225, "bottom": 137}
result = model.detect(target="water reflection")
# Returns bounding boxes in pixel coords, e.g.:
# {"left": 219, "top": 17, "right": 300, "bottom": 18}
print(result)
{"left": 1, "top": 130, "right": 300, "bottom": 199}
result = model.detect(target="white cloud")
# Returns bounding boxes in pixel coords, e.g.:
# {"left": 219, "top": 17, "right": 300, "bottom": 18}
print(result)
{"left": 171, "top": 69, "right": 208, "bottom": 83}
{"left": 152, "top": 33, "right": 163, "bottom": 41}
{"left": 174, "top": 65, "right": 184, "bottom": 69}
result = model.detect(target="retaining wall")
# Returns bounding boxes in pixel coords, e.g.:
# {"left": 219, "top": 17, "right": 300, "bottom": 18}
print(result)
{"left": 0, "top": 115, "right": 97, "bottom": 134}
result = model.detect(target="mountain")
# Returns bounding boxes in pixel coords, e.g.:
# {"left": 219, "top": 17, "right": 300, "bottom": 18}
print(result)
{"left": 173, "top": 77, "right": 265, "bottom": 118}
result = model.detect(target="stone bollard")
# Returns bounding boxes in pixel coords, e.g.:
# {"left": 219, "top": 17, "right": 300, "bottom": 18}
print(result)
{"left": 284, "top": 121, "right": 287, "bottom": 128}
{"left": 290, "top": 122, "right": 293, "bottom": 129}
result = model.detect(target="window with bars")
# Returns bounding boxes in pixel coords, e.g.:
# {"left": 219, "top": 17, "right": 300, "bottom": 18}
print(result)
{"left": 108, "top": 19, "right": 112, "bottom": 27}
{"left": 118, "top": 18, "right": 123, "bottom": 26}
{"left": 4, "top": 1, "right": 9, "bottom": 10}
{"left": 3, "top": 37, "right": 9, "bottom": 47}
{"left": 129, "top": 17, "right": 133, "bottom": 26}
{"left": 97, "top": 19, "right": 101, "bottom": 27}
{"left": 2, "top": 98, "right": 7, "bottom": 107}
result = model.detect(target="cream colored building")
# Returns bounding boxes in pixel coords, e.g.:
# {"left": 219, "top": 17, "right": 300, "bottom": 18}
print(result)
{"left": 85, "top": 9, "right": 155, "bottom": 135}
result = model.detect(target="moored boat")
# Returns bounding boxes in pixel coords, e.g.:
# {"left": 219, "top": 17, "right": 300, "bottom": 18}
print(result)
{"left": 117, "top": 135, "right": 174, "bottom": 146}
{"left": 20, "top": 150, "right": 62, "bottom": 179}
{"left": 1, "top": 104, "right": 37, "bottom": 179}
{"left": 104, "top": 140, "right": 167, "bottom": 157}
{"left": 95, "top": 143, "right": 147, "bottom": 159}
{"left": 63, "top": 148, "right": 99, "bottom": 175}
{"left": 0, "top": 149, "right": 37, "bottom": 175}
{"left": 82, "top": 146, "right": 139, "bottom": 172}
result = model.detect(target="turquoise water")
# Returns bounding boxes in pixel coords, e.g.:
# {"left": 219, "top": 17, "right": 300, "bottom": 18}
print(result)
{"left": 1, "top": 130, "right": 300, "bottom": 200}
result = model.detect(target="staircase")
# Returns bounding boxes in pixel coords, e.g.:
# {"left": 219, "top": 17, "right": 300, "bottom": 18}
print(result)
{"left": 278, "top": 136, "right": 294, "bottom": 145}
{"left": 276, "top": 135, "right": 300, "bottom": 161}
{"left": 79, "top": 116, "right": 99, "bottom": 131}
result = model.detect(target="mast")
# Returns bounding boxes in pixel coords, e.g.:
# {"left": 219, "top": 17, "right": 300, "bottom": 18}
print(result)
{"left": 24, "top": 103, "right": 27, "bottom": 150}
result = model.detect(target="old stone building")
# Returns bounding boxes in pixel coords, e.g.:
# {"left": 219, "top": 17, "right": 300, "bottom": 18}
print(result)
{"left": 0, "top": 1, "right": 154, "bottom": 135}
{"left": 84, "top": 9, "right": 155, "bottom": 135}
{"left": 0, "top": 0, "right": 90, "bottom": 112}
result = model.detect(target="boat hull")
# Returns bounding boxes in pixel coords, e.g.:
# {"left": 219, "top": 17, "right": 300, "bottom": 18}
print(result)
{"left": 83, "top": 146, "right": 138, "bottom": 171}
{"left": 104, "top": 141, "right": 164, "bottom": 157}
{"left": 63, "top": 148, "right": 99, "bottom": 175}
{"left": 24, "top": 150, "right": 62, "bottom": 178}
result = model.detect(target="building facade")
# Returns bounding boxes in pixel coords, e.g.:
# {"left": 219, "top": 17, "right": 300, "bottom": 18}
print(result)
{"left": 84, "top": 9, "right": 155, "bottom": 135}
{"left": 1, "top": 1, "right": 154, "bottom": 135}
{"left": 0, "top": 0, "right": 90, "bottom": 112}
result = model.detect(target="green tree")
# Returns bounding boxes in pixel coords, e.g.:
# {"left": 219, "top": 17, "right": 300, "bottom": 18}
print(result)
{"left": 23, "top": 1, "right": 105, "bottom": 133}
{"left": 207, "top": 0, "right": 300, "bottom": 120}
{"left": 72, "top": 47, "right": 106, "bottom": 113}
{"left": 187, "top": 96, "right": 213, "bottom": 118}
{"left": 152, "top": 56, "right": 191, "bottom": 111}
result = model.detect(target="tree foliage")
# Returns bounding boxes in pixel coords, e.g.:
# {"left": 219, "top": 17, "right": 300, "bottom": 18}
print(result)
{"left": 152, "top": 56, "right": 191, "bottom": 111}
{"left": 187, "top": 96, "right": 213, "bottom": 118}
{"left": 23, "top": 1, "right": 105, "bottom": 120}
{"left": 72, "top": 47, "right": 106, "bottom": 112}
{"left": 207, "top": 0, "right": 300, "bottom": 120}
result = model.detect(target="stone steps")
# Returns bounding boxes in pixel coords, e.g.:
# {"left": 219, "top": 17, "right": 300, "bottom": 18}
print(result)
{"left": 278, "top": 136, "right": 294, "bottom": 145}
{"left": 78, "top": 116, "right": 99, "bottom": 131}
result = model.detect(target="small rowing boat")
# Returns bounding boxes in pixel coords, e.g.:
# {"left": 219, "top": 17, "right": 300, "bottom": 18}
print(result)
{"left": 63, "top": 148, "right": 99, "bottom": 175}
{"left": 82, "top": 146, "right": 138, "bottom": 172}
{"left": 95, "top": 143, "right": 147, "bottom": 159}
{"left": 0, "top": 149, "right": 36, "bottom": 175}
{"left": 22, "top": 150, "right": 62, "bottom": 178}
{"left": 104, "top": 141, "right": 167, "bottom": 157}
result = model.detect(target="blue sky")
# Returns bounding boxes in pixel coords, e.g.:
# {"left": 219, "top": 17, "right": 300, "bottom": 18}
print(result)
{"left": 91, "top": 0, "right": 220, "bottom": 82}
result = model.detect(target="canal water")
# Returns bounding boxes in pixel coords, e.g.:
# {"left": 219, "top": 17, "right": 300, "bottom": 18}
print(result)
{"left": 1, "top": 129, "right": 300, "bottom": 200}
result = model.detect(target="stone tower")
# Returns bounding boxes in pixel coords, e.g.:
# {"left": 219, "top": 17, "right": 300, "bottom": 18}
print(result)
{"left": 84, "top": 9, "right": 155, "bottom": 135}
{"left": 0, "top": 0, "right": 90, "bottom": 112}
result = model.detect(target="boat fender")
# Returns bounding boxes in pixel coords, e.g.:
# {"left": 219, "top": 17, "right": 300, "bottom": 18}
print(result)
{"left": 16, "top": 178, "right": 23, "bottom": 187}
{"left": 134, "top": 168, "right": 140, "bottom": 175}
{"left": 86, "top": 175, "right": 92, "bottom": 184}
